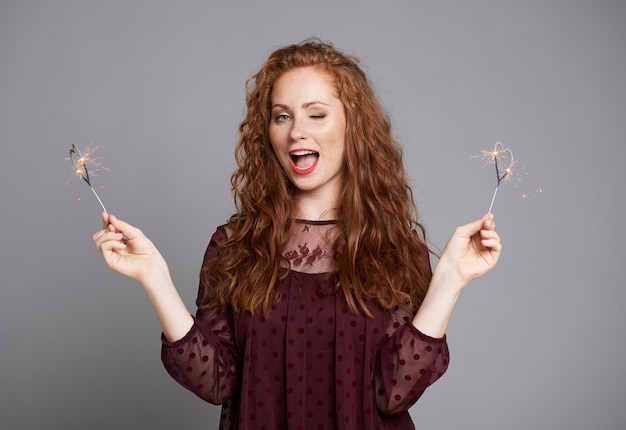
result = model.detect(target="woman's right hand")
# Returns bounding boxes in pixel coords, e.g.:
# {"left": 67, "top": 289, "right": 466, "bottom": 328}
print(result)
{"left": 92, "top": 212, "right": 170, "bottom": 285}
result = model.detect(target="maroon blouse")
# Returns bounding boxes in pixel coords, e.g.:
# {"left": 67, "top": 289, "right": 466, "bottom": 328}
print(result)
{"left": 161, "top": 221, "right": 449, "bottom": 429}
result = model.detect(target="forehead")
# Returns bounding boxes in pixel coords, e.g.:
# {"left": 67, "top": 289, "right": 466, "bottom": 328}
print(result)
{"left": 271, "top": 67, "right": 338, "bottom": 102}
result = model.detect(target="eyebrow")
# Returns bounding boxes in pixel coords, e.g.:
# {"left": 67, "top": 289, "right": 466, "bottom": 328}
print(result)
{"left": 271, "top": 101, "right": 330, "bottom": 110}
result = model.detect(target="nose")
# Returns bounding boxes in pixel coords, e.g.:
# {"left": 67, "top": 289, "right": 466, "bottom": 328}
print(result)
{"left": 289, "top": 117, "right": 307, "bottom": 141}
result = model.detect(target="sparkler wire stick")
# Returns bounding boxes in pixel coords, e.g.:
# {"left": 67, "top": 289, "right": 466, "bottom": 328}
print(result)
{"left": 69, "top": 144, "right": 108, "bottom": 213}
{"left": 87, "top": 184, "right": 108, "bottom": 213}
{"left": 487, "top": 183, "right": 501, "bottom": 214}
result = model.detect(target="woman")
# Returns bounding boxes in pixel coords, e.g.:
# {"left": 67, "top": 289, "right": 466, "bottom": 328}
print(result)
{"left": 93, "top": 39, "right": 501, "bottom": 429}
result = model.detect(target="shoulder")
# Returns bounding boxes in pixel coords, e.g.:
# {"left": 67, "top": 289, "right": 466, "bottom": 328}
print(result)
{"left": 208, "top": 223, "right": 236, "bottom": 246}
{"left": 202, "top": 224, "right": 231, "bottom": 264}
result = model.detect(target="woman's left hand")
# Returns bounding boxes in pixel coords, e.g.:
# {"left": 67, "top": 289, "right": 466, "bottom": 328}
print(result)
{"left": 412, "top": 213, "right": 502, "bottom": 337}
{"left": 436, "top": 213, "right": 502, "bottom": 290}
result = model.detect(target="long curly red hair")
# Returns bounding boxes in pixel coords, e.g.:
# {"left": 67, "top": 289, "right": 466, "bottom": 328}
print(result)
{"left": 201, "top": 39, "right": 432, "bottom": 316}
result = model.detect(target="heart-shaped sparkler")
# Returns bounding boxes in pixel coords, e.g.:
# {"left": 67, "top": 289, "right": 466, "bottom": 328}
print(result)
{"left": 486, "top": 141, "right": 515, "bottom": 213}
{"left": 492, "top": 141, "right": 514, "bottom": 185}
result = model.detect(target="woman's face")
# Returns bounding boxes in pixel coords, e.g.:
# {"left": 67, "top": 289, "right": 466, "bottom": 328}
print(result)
{"left": 269, "top": 67, "right": 347, "bottom": 208}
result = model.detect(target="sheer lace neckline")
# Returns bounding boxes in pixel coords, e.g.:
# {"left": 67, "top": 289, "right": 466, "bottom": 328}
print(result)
{"left": 283, "top": 219, "right": 339, "bottom": 274}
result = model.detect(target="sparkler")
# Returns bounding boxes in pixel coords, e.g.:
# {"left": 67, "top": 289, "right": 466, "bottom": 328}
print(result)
{"left": 68, "top": 143, "right": 108, "bottom": 212}
{"left": 483, "top": 142, "right": 515, "bottom": 213}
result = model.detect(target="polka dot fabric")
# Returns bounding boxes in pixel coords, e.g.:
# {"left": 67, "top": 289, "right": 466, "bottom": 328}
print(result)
{"left": 161, "top": 224, "right": 449, "bottom": 429}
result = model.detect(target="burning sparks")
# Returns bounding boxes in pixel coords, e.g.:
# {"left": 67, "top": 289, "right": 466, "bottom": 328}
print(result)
{"left": 474, "top": 141, "right": 543, "bottom": 211}
{"left": 68, "top": 143, "right": 108, "bottom": 212}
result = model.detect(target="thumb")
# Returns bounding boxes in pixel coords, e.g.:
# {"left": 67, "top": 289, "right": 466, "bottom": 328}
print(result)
{"left": 455, "top": 216, "right": 485, "bottom": 238}
{"left": 101, "top": 211, "right": 111, "bottom": 230}
{"left": 108, "top": 214, "right": 142, "bottom": 240}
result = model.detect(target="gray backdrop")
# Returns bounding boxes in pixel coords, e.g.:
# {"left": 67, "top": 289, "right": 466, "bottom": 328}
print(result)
{"left": 1, "top": 1, "right": 624, "bottom": 429}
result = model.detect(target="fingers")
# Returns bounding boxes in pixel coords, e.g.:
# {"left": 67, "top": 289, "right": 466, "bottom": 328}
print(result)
{"left": 480, "top": 228, "right": 502, "bottom": 251}
{"left": 93, "top": 213, "right": 139, "bottom": 253}
{"left": 93, "top": 228, "right": 126, "bottom": 251}
{"left": 479, "top": 214, "right": 502, "bottom": 253}
{"left": 455, "top": 214, "right": 500, "bottom": 251}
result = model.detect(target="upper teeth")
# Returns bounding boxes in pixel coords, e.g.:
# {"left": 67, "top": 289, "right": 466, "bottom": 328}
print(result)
{"left": 291, "top": 150, "right": 316, "bottom": 156}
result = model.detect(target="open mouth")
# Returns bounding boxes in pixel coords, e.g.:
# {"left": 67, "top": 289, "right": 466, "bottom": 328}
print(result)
{"left": 289, "top": 150, "right": 319, "bottom": 174}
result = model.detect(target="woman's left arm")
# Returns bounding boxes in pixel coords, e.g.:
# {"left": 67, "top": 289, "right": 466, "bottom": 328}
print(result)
{"left": 372, "top": 307, "right": 450, "bottom": 414}
{"left": 412, "top": 213, "right": 502, "bottom": 338}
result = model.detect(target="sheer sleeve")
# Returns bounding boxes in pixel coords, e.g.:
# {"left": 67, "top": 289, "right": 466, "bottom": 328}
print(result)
{"left": 372, "top": 304, "right": 450, "bottom": 415}
{"left": 160, "top": 227, "right": 240, "bottom": 405}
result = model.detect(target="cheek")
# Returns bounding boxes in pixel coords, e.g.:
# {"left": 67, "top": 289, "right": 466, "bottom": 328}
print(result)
{"left": 267, "top": 130, "right": 279, "bottom": 154}
{"left": 333, "top": 117, "right": 347, "bottom": 149}
{"left": 332, "top": 128, "right": 347, "bottom": 155}
{"left": 268, "top": 126, "right": 285, "bottom": 151}
{"left": 267, "top": 132, "right": 288, "bottom": 171}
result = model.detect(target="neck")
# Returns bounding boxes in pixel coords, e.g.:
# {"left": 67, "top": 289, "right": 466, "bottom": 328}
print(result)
{"left": 292, "top": 193, "right": 339, "bottom": 221}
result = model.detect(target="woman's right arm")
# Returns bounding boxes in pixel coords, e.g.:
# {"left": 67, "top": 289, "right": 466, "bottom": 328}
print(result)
{"left": 159, "top": 226, "right": 240, "bottom": 403}
{"left": 161, "top": 304, "right": 240, "bottom": 404}
{"left": 92, "top": 212, "right": 193, "bottom": 341}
